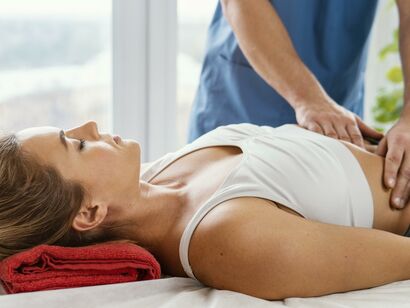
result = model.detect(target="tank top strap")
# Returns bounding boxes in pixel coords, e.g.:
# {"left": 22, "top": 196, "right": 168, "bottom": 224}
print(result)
{"left": 178, "top": 187, "right": 244, "bottom": 280}
{"left": 141, "top": 124, "right": 254, "bottom": 183}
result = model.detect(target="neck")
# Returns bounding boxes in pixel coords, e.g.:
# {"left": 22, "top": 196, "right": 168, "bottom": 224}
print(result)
{"left": 126, "top": 180, "right": 187, "bottom": 257}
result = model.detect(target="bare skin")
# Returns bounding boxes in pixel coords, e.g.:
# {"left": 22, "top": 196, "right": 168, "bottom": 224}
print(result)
{"left": 16, "top": 121, "right": 410, "bottom": 300}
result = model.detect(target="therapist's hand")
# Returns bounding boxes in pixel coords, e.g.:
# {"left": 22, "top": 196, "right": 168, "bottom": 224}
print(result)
{"left": 375, "top": 118, "right": 410, "bottom": 209}
{"left": 294, "top": 99, "right": 384, "bottom": 149}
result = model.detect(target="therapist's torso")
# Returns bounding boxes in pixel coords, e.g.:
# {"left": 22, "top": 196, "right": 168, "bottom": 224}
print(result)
{"left": 188, "top": 0, "right": 379, "bottom": 142}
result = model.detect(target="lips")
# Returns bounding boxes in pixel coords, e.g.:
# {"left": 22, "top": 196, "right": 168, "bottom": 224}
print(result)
{"left": 113, "top": 135, "right": 122, "bottom": 144}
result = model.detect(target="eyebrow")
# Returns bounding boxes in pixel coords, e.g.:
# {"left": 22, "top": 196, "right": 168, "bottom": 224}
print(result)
{"left": 59, "top": 130, "right": 68, "bottom": 151}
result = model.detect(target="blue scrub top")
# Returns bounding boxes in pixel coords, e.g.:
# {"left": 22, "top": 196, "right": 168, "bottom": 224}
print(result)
{"left": 188, "top": 0, "right": 379, "bottom": 142}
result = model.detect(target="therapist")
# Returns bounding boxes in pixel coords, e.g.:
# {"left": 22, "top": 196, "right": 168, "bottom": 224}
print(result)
{"left": 188, "top": 0, "right": 410, "bottom": 210}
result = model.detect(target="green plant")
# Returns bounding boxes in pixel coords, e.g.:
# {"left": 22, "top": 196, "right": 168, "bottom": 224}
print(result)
{"left": 371, "top": 23, "right": 403, "bottom": 133}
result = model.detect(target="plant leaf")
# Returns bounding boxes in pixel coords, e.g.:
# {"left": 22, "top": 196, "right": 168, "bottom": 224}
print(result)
{"left": 387, "top": 0, "right": 396, "bottom": 10}
{"left": 372, "top": 88, "right": 404, "bottom": 124}
{"left": 375, "top": 127, "right": 385, "bottom": 133}
{"left": 379, "top": 43, "right": 399, "bottom": 60}
{"left": 393, "top": 28, "right": 399, "bottom": 44}
{"left": 386, "top": 66, "right": 403, "bottom": 83}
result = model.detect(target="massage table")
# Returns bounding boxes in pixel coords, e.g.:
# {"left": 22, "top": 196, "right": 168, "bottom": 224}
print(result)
{"left": 1, "top": 274, "right": 410, "bottom": 307}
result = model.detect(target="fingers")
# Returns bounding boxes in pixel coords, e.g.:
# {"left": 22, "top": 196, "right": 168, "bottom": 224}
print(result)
{"left": 389, "top": 151, "right": 409, "bottom": 209}
{"left": 345, "top": 124, "right": 365, "bottom": 148}
{"left": 375, "top": 137, "right": 388, "bottom": 157}
{"left": 355, "top": 115, "right": 384, "bottom": 140}
{"left": 322, "top": 123, "right": 365, "bottom": 148}
{"left": 383, "top": 143, "right": 404, "bottom": 189}
{"left": 374, "top": 121, "right": 410, "bottom": 209}
{"left": 317, "top": 121, "right": 364, "bottom": 147}
{"left": 321, "top": 123, "right": 338, "bottom": 139}
{"left": 294, "top": 103, "right": 372, "bottom": 147}
{"left": 332, "top": 123, "right": 351, "bottom": 142}
{"left": 363, "top": 143, "right": 377, "bottom": 154}
{"left": 306, "top": 122, "right": 324, "bottom": 135}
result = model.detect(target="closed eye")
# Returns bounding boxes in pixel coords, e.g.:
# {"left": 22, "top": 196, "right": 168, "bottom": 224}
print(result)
{"left": 79, "top": 139, "right": 86, "bottom": 151}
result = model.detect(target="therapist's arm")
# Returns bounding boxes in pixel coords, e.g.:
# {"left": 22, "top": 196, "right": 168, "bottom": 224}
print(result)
{"left": 221, "top": 0, "right": 383, "bottom": 147}
{"left": 374, "top": 0, "right": 410, "bottom": 209}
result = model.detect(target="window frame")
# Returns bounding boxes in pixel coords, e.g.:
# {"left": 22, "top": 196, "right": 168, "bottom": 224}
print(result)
{"left": 112, "top": 0, "right": 177, "bottom": 162}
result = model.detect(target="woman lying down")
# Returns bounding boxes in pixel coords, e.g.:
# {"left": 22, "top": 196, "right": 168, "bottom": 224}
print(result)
{"left": 2, "top": 120, "right": 410, "bottom": 300}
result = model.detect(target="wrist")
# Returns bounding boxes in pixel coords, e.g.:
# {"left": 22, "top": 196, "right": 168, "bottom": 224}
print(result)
{"left": 287, "top": 77, "right": 332, "bottom": 110}
{"left": 291, "top": 92, "right": 333, "bottom": 110}
{"left": 400, "top": 100, "right": 410, "bottom": 121}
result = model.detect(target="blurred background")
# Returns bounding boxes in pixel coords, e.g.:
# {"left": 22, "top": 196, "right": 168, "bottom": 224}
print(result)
{"left": 0, "top": 0, "right": 402, "bottom": 161}
{"left": 0, "top": 0, "right": 113, "bottom": 132}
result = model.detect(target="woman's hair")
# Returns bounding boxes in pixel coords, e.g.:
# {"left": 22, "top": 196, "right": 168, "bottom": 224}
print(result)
{"left": 0, "top": 133, "right": 137, "bottom": 261}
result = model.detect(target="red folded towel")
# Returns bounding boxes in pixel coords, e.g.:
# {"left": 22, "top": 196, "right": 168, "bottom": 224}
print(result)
{"left": 0, "top": 242, "right": 161, "bottom": 294}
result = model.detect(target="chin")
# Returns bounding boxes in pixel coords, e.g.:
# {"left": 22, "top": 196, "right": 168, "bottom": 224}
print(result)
{"left": 126, "top": 140, "right": 141, "bottom": 158}
{"left": 130, "top": 140, "right": 141, "bottom": 151}
{"left": 122, "top": 138, "right": 140, "bottom": 147}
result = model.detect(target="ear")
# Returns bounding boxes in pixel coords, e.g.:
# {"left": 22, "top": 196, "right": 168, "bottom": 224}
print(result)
{"left": 72, "top": 202, "right": 108, "bottom": 232}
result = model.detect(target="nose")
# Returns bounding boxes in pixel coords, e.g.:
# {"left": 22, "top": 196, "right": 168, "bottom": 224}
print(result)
{"left": 66, "top": 120, "right": 100, "bottom": 140}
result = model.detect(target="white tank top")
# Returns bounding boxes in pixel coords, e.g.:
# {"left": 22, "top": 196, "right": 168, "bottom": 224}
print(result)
{"left": 140, "top": 123, "right": 374, "bottom": 280}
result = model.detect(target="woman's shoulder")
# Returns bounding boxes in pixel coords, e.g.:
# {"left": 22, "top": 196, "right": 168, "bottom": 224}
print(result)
{"left": 187, "top": 196, "right": 302, "bottom": 299}
{"left": 188, "top": 197, "right": 283, "bottom": 263}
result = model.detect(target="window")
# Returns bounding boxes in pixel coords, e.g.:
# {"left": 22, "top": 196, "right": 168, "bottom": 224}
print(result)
{"left": 177, "top": 0, "right": 218, "bottom": 148}
{"left": 0, "top": 0, "right": 112, "bottom": 133}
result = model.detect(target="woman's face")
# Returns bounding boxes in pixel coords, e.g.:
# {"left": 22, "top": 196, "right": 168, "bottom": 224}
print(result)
{"left": 16, "top": 121, "right": 141, "bottom": 229}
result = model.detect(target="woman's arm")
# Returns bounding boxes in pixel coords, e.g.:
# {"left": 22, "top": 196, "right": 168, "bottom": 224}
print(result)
{"left": 188, "top": 197, "right": 410, "bottom": 300}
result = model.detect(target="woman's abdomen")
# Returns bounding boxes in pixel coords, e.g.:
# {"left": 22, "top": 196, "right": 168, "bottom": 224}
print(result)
{"left": 339, "top": 140, "right": 409, "bottom": 235}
